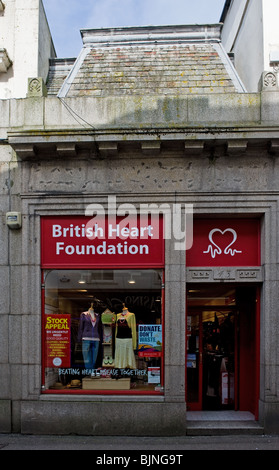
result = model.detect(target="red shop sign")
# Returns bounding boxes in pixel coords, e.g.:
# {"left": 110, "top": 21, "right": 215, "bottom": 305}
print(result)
{"left": 41, "top": 215, "right": 164, "bottom": 268}
{"left": 186, "top": 218, "right": 260, "bottom": 267}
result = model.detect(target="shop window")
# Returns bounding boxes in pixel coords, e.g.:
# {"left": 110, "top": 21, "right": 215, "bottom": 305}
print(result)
{"left": 42, "top": 269, "right": 164, "bottom": 394}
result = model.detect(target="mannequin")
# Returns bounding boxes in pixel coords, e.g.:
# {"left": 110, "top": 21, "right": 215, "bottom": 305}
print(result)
{"left": 78, "top": 304, "right": 101, "bottom": 371}
{"left": 114, "top": 304, "right": 136, "bottom": 369}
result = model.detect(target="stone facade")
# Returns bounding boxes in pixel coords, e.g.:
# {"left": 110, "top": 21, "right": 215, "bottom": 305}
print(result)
{"left": 1, "top": 13, "right": 279, "bottom": 435}
{"left": 221, "top": 0, "right": 279, "bottom": 92}
{"left": 0, "top": 87, "right": 279, "bottom": 434}
{"left": 0, "top": 0, "right": 55, "bottom": 99}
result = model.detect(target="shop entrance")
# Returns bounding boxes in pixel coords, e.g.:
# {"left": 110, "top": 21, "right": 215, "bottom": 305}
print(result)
{"left": 186, "top": 285, "right": 259, "bottom": 417}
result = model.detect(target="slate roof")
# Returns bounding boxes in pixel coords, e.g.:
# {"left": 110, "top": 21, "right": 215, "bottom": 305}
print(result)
{"left": 47, "top": 24, "right": 246, "bottom": 97}
{"left": 47, "top": 58, "right": 76, "bottom": 96}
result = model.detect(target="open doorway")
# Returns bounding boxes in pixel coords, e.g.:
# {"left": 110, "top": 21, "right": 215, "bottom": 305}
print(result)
{"left": 186, "top": 284, "right": 259, "bottom": 417}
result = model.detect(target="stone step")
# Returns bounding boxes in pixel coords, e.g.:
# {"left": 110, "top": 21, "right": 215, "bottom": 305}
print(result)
{"left": 186, "top": 420, "right": 264, "bottom": 436}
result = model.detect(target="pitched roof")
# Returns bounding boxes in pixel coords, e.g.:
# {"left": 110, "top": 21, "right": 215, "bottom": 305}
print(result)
{"left": 47, "top": 58, "right": 76, "bottom": 96}
{"left": 48, "top": 24, "right": 246, "bottom": 97}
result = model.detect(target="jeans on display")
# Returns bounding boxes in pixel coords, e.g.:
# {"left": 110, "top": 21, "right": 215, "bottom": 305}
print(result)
{"left": 82, "top": 339, "right": 99, "bottom": 370}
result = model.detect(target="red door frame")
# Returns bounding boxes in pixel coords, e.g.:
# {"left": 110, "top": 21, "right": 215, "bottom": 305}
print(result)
{"left": 255, "top": 285, "right": 261, "bottom": 420}
{"left": 186, "top": 285, "right": 260, "bottom": 418}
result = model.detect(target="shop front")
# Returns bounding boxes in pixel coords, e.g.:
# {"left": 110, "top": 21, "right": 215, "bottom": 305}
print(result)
{"left": 40, "top": 214, "right": 165, "bottom": 396}
{"left": 186, "top": 218, "right": 261, "bottom": 419}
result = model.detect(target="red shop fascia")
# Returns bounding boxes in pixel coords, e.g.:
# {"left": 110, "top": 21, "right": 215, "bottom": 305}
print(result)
{"left": 186, "top": 218, "right": 261, "bottom": 268}
{"left": 41, "top": 214, "right": 165, "bottom": 269}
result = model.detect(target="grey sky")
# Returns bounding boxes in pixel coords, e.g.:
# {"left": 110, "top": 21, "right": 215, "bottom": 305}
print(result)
{"left": 42, "top": 0, "right": 226, "bottom": 58}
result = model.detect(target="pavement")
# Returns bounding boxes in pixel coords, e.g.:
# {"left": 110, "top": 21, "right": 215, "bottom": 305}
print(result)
{"left": 1, "top": 433, "right": 279, "bottom": 451}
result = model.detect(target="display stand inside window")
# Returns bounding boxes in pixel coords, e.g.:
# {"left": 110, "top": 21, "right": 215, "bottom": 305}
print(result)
{"left": 101, "top": 308, "right": 115, "bottom": 367}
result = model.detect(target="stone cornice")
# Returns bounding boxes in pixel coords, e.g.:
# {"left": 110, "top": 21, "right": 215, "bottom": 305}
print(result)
{"left": 5, "top": 92, "right": 279, "bottom": 159}
{"left": 8, "top": 126, "right": 279, "bottom": 159}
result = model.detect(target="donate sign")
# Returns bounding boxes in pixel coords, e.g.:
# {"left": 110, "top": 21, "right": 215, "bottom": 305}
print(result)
{"left": 138, "top": 324, "right": 162, "bottom": 357}
{"left": 41, "top": 215, "right": 164, "bottom": 268}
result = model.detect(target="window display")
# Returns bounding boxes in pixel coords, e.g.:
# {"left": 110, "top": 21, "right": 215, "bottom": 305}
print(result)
{"left": 42, "top": 269, "right": 163, "bottom": 394}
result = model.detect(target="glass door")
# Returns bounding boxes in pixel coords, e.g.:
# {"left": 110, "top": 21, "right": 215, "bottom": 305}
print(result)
{"left": 186, "top": 285, "right": 238, "bottom": 411}
{"left": 187, "top": 308, "right": 236, "bottom": 411}
{"left": 202, "top": 309, "right": 236, "bottom": 410}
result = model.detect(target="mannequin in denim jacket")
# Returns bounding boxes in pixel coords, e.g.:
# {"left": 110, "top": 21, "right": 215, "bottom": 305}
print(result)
{"left": 78, "top": 305, "right": 101, "bottom": 370}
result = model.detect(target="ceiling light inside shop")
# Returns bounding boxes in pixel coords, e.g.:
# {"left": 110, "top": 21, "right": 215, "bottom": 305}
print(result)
{"left": 78, "top": 275, "right": 86, "bottom": 284}
{"left": 128, "top": 275, "right": 136, "bottom": 284}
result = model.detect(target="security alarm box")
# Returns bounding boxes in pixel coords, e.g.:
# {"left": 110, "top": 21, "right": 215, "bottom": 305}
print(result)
{"left": 6, "top": 212, "right": 22, "bottom": 229}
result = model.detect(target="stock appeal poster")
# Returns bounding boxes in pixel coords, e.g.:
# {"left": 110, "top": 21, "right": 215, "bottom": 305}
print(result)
{"left": 44, "top": 314, "right": 71, "bottom": 368}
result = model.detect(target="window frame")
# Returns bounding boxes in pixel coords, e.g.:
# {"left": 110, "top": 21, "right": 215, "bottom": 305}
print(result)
{"left": 41, "top": 268, "right": 165, "bottom": 396}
